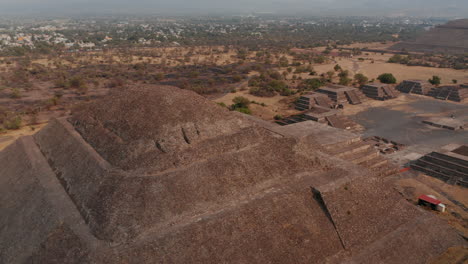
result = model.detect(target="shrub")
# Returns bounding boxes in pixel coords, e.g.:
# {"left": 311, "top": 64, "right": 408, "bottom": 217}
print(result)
{"left": 232, "top": 75, "right": 242, "bottom": 82}
{"left": 278, "top": 56, "right": 289, "bottom": 67}
{"left": 69, "top": 76, "right": 87, "bottom": 90}
{"left": 3, "top": 115, "right": 22, "bottom": 130}
{"left": 339, "top": 77, "right": 352, "bottom": 86}
{"left": 388, "top": 54, "right": 410, "bottom": 64}
{"left": 428, "top": 75, "right": 441, "bottom": 86}
{"left": 313, "top": 56, "right": 326, "bottom": 64}
{"left": 300, "top": 78, "right": 325, "bottom": 91}
{"left": 154, "top": 73, "right": 164, "bottom": 81}
{"left": 234, "top": 107, "right": 251, "bottom": 115}
{"left": 338, "top": 70, "right": 352, "bottom": 85}
{"left": 354, "top": 73, "right": 369, "bottom": 86}
{"left": 377, "top": 73, "right": 397, "bottom": 84}
{"left": 10, "top": 88, "right": 21, "bottom": 99}
{"left": 232, "top": 96, "right": 250, "bottom": 109}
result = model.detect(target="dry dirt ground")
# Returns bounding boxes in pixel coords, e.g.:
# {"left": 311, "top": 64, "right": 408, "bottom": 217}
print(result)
{"left": 0, "top": 123, "right": 46, "bottom": 151}
{"left": 313, "top": 52, "right": 468, "bottom": 84}
{"left": 1, "top": 46, "right": 243, "bottom": 72}
{"left": 430, "top": 246, "right": 468, "bottom": 264}
{"left": 213, "top": 89, "right": 301, "bottom": 120}
{"left": 2, "top": 46, "right": 291, "bottom": 72}
{"left": 395, "top": 172, "right": 468, "bottom": 237}
{"left": 339, "top": 42, "right": 396, "bottom": 50}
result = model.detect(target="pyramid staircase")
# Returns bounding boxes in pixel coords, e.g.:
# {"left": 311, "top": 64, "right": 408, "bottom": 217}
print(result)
{"left": 295, "top": 93, "right": 334, "bottom": 111}
{"left": 323, "top": 139, "right": 397, "bottom": 176}
{"left": 345, "top": 90, "right": 362, "bottom": 105}
{"left": 325, "top": 115, "right": 357, "bottom": 130}
{"left": 382, "top": 86, "right": 399, "bottom": 98}
{"left": 295, "top": 96, "right": 313, "bottom": 111}
{"left": 315, "top": 96, "right": 334, "bottom": 108}
{"left": 276, "top": 112, "right": 358, "bottom": 131}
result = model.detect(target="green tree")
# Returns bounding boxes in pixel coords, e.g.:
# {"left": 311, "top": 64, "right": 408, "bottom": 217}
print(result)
{"left": 301, "top": 78, "right": 325, "bottom": 91}
{"left": 232, "top": 96, "right": 250, "bottom": 109}
{"left": 338, "top": 70, "right": 352, "bottom": 85}
{"left": 428, "top": 76, "right": 441, "bottom": 86}
{"left": 313, "top": 56, "right": 325, "bottom": 64}
{"left": 377, "top": 73, "right": 397, "bottom": 84}
{"left": 334, "top": 64, "right": 342, "bottom": 72}
{"left": 326, "top": 71, "right": 335, "bottom": 81}
{"left": 354, "top": 73, "right": 369, "bottom": 86}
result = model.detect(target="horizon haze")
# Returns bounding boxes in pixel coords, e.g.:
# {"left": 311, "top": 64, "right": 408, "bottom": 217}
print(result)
{"left": 0, "top": 0, "right": 467, "bottom": 17}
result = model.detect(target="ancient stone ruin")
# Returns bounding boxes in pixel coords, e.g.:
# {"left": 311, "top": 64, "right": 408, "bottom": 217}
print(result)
{"left": 427, "top": 85, "right": 468, "bottom": 102}
{"left": 295, "top": 92, "right": 334, "bottom": 111}
{"left": 396, "top": 80, "right": 434, "bottom": 95}
{"left": 411, "top": 144, "right": 468, "bottom": 188}
{"left": 390, "top": 19, "right": 468, "bottom": 55}
{"left": 0, "top": 86, "right": 465, "bottom": 263}
{"left": 317, "top": 85, "right": 367, "bottom": 105}
{"left": 361, "top": 83, "right": 399, "bottom": 100}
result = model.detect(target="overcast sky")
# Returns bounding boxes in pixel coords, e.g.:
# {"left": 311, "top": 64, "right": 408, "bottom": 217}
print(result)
{"left": 1, "top": 0, "right": 467, "bottom": 17}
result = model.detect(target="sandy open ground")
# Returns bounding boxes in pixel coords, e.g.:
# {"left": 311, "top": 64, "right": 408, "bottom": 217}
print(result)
{"left": 313, "top": 52, "right": 468, "bottom": 84}
{"left": 0, "top": 123, "right": 46, "bottom": 151}
{"left": 213, "top": 90, "right": 300, "bottom": 120}
{"left": 395, "top": 173, "right": 468, "bottom": 237}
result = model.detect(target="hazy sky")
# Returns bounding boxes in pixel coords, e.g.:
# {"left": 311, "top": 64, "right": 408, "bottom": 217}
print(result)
{"left": 1, "top": 0, "right": 467, "bottom": 17}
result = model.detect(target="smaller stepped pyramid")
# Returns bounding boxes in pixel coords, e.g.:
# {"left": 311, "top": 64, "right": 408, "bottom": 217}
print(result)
{"left": 396, "top": 80, "right": 434, "bottom": 95}
{"left": 276, "top": 106, "right": 360, "bottom": 131}
{"left": 428, "top": 85, "right": 468, "bottom": 102}
{"left": 317, "top": 85, "right": 367, "bottom": 105}
{"left": 361, "top": 83, "right": 399, "bottom": 100}
{"left": 295, "top": 92, "right": 334, "bottom": 111}
{"left": 411, "top": 145, "right": 468, "bottom": 188}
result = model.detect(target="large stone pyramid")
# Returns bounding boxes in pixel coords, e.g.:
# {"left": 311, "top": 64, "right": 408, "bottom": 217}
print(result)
{"left": 0, "top": 85, "right": 465, "bottom": 263}
{"left": 390, "top": 19, "right": 468, "bottom": 54}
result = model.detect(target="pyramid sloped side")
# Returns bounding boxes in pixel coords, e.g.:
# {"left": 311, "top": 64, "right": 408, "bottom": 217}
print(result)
{"left": 104, "top": 186, "right": 344, "bottom": 263}
{"left": 0, "top": 137, "right": 93, "bottom": 264}
{"left": 70, "top": 85, "right": 252, "bottom": 169}
{"left": 390, "top": 19, "right": 468, "bottom": 54}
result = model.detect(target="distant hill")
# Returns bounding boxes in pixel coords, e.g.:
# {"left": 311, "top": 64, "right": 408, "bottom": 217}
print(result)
{"left": 390, "top": 19, "right": 468, "bottom": 55}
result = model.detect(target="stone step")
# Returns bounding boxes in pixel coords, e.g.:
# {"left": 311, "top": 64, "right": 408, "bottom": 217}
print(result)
{"left": 411, "top": 164, "right": 452, "bottom": 182}
{"left": 415, "top": 160, "right": 468, "bottom": 179}
{"left": 348, "top": 149, "right": 380, "bottom": 164}
{"left": 372, "top": 164, "right": 399, "bottom": 177}
{"left": 422, "top": 154, "right": 468, "bottom": 174}
{"left": 327, "top": 141, "right": 371, "bottom": 157}
{"left": 359, "top": 156, "right": 389, "bottom": 169}
{"left": 429, "top": 152, "right": 468, "bottom": 168}
{"left": 345, "top": 90, "right": 362, "bottom": 105}
{"left": 322, "top": 137, "right": 362, "bottom": 151}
